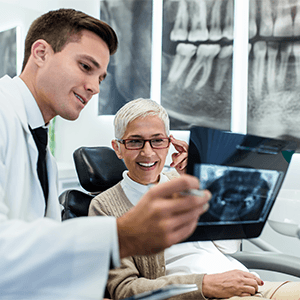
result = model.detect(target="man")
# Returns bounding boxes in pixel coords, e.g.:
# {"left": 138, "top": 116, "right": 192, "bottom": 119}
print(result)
{"left": 0, "top": 8, "right": 210, "bottom": 300}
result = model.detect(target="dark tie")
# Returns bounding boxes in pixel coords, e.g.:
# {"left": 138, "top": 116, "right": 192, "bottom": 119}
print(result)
{"left": 29, "top": 125, "right": 49, "bottom": 204}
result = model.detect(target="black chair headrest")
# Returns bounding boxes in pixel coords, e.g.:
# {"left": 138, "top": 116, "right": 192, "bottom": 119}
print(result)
{"left": 73, "top": 146, "right": 127, "bottom": 193}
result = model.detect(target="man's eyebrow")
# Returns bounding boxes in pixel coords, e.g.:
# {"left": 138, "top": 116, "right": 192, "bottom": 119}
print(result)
{"left": 79, "top": 54, "right": 100, "bottom": 68}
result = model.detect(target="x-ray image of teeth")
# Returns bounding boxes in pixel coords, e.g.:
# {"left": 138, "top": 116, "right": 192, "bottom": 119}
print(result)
{"left": 98, "top": 0, "right": 234, "bottom": 127}
{"left": 98, "top": 0, "right": 152, "bottom": 115}
{"left": 195, "top": 164, "right": 280, "bottom": 224}
{"left": 162, "top": 0, "right": 233, "bottom": 130}
{"left": 0, "top": 27, "right": 16, "bottom": 78}
{"left": 248, "top": 0, "right": 300, "bottom": 150}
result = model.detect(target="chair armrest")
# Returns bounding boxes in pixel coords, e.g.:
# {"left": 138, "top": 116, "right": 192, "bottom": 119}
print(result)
{"left": 231, "top": 251, "right": 300, "bottom": 278}
{"left": 59, "top": 189, "right": 94, "bottom": 220}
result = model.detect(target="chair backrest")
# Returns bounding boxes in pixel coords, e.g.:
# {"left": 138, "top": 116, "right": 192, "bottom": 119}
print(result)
{"left": 60, "top": 146, "right": 127, "bottom": 220}
{"left": 73, "top": 146, "right": 127, "bottom": 193}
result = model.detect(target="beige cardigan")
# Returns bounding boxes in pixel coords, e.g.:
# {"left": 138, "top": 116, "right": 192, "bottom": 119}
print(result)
{"left": 89, "top": 179, "right": 207, "bottom": 300}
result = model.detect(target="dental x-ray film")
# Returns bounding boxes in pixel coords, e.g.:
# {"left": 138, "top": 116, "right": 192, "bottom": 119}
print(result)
{"left": 185, "top": 126, "right": 296, "bottom": 241}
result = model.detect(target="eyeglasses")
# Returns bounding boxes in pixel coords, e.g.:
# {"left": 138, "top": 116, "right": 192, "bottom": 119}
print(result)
{"left": 117, "top": 138, "right": 170, "bottom": 150}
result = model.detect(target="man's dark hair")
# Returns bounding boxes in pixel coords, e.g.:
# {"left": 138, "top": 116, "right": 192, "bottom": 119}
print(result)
{"left": 22, "top": 8, "right": 118, "bottom": 70}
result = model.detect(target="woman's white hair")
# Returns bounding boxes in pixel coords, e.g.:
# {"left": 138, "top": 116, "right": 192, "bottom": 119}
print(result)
{"left": 114, "top": 98, "right": 170, "bottom": 139}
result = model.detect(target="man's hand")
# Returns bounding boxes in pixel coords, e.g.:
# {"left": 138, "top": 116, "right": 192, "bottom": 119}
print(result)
{"left": 117, "top": 175, "right": 211, "bottom": 258}
{"left": 202, "top": 270, "right": 264, "bottom": 298}
{"left": 169, "top": 135, "right": 188, "bottom": 175}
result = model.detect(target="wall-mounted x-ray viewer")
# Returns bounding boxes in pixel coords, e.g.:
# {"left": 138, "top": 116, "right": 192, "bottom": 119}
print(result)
{"left": 185, "top": 126, "right": 297, "bottom": 241}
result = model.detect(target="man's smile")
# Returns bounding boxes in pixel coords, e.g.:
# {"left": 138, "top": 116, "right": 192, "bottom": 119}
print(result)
{"left": 74, "top": 92, "right": 86, "bottom": 104}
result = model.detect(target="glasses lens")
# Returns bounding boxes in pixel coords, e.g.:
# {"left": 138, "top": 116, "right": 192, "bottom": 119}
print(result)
{"left": 151, "top": 138, "right": 169, "bottom": 149}
{"left": 125, "top": 139, "right": 144, "bottom": 149}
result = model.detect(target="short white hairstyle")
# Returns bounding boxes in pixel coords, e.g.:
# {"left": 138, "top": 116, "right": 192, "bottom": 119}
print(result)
{"left": 114, "top": 98, "right": 170, "bottom": 139}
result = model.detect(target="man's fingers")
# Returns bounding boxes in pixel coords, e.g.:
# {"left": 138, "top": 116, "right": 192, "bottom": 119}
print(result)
{"left": 146, "top": 179, "right": 211, "bottom": 217}
{"left": 159, "top": 205, "right": 209, "bottom": 247}
{"left": 168, "top": 201, "right": 209, "bottom": 229}
{"left": 174, "top": 189, "right": 211, "bottom": 213}
{"left": 164, "top": 217, "right": 199, "bottom": 246}
{"left": 119, "top": 176, "right": 211, "bottom": 257}
{"left": 147, "top": 174, "right": 200, "bottom": 198}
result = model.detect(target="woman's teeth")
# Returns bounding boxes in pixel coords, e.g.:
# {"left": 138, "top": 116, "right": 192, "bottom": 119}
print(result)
{"left": 138, "top": 162, "right": 156, "bottom": 167}
{"left": 75, "top": 93, "right": 85, "bottom": 104}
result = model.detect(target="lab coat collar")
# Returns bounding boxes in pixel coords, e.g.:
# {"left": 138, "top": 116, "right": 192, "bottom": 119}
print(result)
{"left": 13, "top": 76, "right": 46, "bottom": 129}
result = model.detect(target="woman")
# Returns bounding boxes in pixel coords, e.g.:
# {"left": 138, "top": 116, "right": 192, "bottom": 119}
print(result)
{"left": 89, "top": 98, "right": 298, "bottom": 300}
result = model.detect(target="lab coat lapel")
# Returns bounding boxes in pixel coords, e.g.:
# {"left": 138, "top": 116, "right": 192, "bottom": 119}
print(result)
{"left": 2, "top": 76, "right": 46, "bottom": 213}
{"left": 2, "top": 75, "right": 61, "bottom": 220}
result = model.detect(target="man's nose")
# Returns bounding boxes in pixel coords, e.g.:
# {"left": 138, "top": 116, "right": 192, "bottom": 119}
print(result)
{"left": 84, "top": 78, "right": 100, "bottom": 95}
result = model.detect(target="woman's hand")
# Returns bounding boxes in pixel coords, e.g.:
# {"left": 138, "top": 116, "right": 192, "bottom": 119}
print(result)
{"left": 169, "top": 135, "right": 188, "bottom": 175}
{"left": 202, "top": 270, "right": 264, "bottom": 298}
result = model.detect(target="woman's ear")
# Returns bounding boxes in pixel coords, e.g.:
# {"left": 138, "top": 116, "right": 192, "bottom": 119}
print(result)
{"left": 111, "top": 140, "right": 123, "bottom": 159}
{"left": 31, "top": 39, "right": 52, "bottom": 67}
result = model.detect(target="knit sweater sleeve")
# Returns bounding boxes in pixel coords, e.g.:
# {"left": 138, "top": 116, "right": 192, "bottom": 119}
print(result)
{"left": 108, "top": 255, "right": 207, "bottom": 300}
{"left": 88, "top": 183, "right": 208, "bottom": 300}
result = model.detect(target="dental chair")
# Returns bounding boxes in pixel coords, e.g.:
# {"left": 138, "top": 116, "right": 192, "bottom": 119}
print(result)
{"left": 59, "top": 146, "right": 127, "bottom": 220}
{"left": 59, "top": 146, "right": 300, "bottom": 282}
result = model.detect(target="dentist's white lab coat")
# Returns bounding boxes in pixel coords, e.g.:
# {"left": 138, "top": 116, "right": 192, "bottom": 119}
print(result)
{"left": 0, "top": 75, "right": 119, "bottom": 300}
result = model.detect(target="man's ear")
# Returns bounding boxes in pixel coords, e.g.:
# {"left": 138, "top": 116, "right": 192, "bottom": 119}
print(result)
{"left": 111, "top": 140, "right": 123, "bottom": 159}
{"left": 31, "top": 39, "right": 53, "bottom": 67}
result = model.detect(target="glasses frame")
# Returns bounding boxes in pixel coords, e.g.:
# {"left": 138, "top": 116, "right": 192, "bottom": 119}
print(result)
{"left": 116, "top": 137, "right": 171, "bottom": 150}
